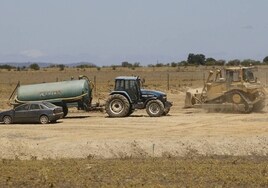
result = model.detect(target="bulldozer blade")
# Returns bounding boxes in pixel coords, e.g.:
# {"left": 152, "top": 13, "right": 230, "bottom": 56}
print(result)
{"left": 200, "top": 103, "right": 246, "bottom": 112}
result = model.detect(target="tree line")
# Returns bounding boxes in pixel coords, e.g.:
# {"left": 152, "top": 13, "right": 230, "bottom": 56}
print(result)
{"left": 118, "top": 54, "right": 268, "bottom": 68}
{"left": 1, "top": 54, "right": 268, "bottom": 71}
{"left": 147, "top": 54, "right": 268, "bottom": 67}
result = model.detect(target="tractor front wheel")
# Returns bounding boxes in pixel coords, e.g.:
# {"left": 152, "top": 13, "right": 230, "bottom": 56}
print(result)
{"left": 146, "top": 100, "right": 164, "bottom": 117}
{"left": 105, "top": 94, "right": 130, "bottom": 117}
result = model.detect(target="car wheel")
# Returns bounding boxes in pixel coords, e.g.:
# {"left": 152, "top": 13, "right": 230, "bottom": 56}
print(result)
{"left": 3, "top": 116, "right": 12, "bottom": 124}
{"left": 39, "top": 115, "right": 49, "bottom": 124}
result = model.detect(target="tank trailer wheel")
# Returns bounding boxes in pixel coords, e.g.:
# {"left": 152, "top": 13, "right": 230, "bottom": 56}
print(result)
{"left": 105, "top": 94, "right": 130, "bottom": 117}
{"left": 3, "top": 115, "right": 12, "bottom": 124}
{"left": 146, "top": 99, "right": 164, "bottom": 117}
{"left": 39, "top": 115, "right": 49, "bottom": 124}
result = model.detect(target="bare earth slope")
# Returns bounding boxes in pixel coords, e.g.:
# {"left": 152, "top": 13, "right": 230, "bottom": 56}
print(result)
{"left": 0, "top": 92, "right": 268, "bottom": 159}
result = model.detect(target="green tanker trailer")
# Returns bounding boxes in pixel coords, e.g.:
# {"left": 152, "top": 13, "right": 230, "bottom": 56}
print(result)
{"left": 10, "top": 76, "right": 94, "bottom": 117}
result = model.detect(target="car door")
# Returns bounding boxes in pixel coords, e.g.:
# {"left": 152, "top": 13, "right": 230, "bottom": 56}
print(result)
{"left": 14, "top": 104, "right": 30, "bottom": 123}
{"left": 28, "top": 104, "right": 41, "bottom": 122}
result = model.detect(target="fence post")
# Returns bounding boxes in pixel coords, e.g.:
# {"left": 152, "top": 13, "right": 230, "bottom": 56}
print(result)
{"left": 94, "top": 76, "right": 97, "bottom": 96}
{"left": 167, "top": 73, "right": 170, "bottom": 90}
{"left": 266, "top": 72, "right": 268, "bottom": 87}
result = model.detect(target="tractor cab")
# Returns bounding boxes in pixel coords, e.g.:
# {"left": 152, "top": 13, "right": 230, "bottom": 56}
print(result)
{"left": 114, "top": 76, "right": 141, "bottom": 103}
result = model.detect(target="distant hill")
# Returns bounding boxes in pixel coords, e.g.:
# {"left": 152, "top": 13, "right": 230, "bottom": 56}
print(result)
{"left": 0, "top": 62, "right": 52, "bottom": 68}
{"left": 0, "top": 62, "right": 97, "bottom": 68}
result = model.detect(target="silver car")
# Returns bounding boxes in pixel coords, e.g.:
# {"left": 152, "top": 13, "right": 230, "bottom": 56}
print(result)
{"left": 0, "top": 101, "right": 63, "bottom": 124}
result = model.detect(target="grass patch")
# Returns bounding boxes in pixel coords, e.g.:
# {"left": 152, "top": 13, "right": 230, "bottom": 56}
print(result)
{"left": 0, "top": 156, "right": 268, "bottom": 187}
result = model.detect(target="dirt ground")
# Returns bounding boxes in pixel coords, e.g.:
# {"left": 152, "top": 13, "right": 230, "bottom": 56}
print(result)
{"left": 0, "top": 91, "right": 268, "bottom": 160}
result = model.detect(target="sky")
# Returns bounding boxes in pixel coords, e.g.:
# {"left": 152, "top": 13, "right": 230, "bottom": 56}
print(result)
{"left": 0, "top": 0, "right": 268, "bottom": 66}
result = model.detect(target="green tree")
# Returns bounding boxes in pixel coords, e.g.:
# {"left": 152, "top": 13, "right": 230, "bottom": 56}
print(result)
{"left": 121, "top": 61, "right": 132, "bottom": 67}
{"left": 215, "top": 60, "right": 225, "bottom": 66}
{"left": 29, "top": 63, "right": 40, "bottom": 70}
{"left": 0, "top": 64, "right": 15, "bottom": 70}
{"left": 178, "top": 60, "right": 187, "bottom": 66}
{"left": 156, "top": 63, "right": 164, "bottom": 67}
{"left": 58, "top": 64, "right": 65, "bottom": 71}
{"left": 133, "top": 62, "right": 140, "bottom": 67}
{"left": 187, "top": 53, "right": 206, "bottom": 65}
{"left": 263, "top": 56, "right": 268, "bottom": 63}
{"left": 241, "top": 59, "right": 261, "bottom": 66}
{"left": 226, "top": 59, "right": 240, "bottom": 66}
{"left": 171, "top": 62, "right": 177, "bottom": 67}
{"left": 205, "top": 57, "right": 217, "bottom": 66}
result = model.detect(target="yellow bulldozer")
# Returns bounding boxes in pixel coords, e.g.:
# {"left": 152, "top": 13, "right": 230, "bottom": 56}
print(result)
{"left": 185, "top": 66, "right": 266, "bottom": 113}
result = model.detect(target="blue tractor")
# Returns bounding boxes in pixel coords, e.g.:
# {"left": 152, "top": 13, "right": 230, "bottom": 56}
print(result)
{"left": 105, "top": 76, "right": 172, "bottom": 117}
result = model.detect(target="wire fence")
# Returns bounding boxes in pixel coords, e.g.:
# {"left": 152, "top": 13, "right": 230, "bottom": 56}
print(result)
{"left": 1, "top": 66, "right": 268, "bottom": 100}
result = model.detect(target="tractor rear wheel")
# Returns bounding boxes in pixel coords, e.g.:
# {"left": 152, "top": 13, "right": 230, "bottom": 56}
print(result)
{"left": 105, "top": 94, "right": 130, "bottom": 117}
{"left": 146, "top": 99, "right": 164, "bottom": 117}
{"left": 126, "top": 108, "right": 135, "bottom": 117}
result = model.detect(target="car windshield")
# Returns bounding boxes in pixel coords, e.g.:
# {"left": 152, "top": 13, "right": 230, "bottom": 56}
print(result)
{"left": 42, "top": 102, "right": 56, "bottom": 108}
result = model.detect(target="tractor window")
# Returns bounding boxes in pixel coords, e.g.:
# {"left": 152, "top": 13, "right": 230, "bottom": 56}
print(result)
{"left": 115, "top": 80, "right": 125, "bottom": 90}
{"left": 125, "top": 81, "right": 130, "bottom": 90}
{"left": 123, "top": 80, "right": 137, "bottom": 90}
{"left": 129, "top": 80, "right": 136, "bottom": 90}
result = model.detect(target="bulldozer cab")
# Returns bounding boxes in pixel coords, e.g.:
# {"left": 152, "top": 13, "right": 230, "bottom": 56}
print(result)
{"left": 242, "top": 68, "right": 256, "bottom": 82}
{"left": 225, "top": 69, "right": 240, "bottom": 83}
{"left": 224, "top": 67, "right": 256, "bottom": 83}
{"left": 206, "top": 67, "right": 258, "bottom": 99}
{"left": 114, "top": 77, "right": 141, "bottom": 102}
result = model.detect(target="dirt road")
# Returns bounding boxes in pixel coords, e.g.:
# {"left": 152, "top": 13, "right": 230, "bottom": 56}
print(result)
{"left": 0, "top": 92, "right": 268, "bottom": 159}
